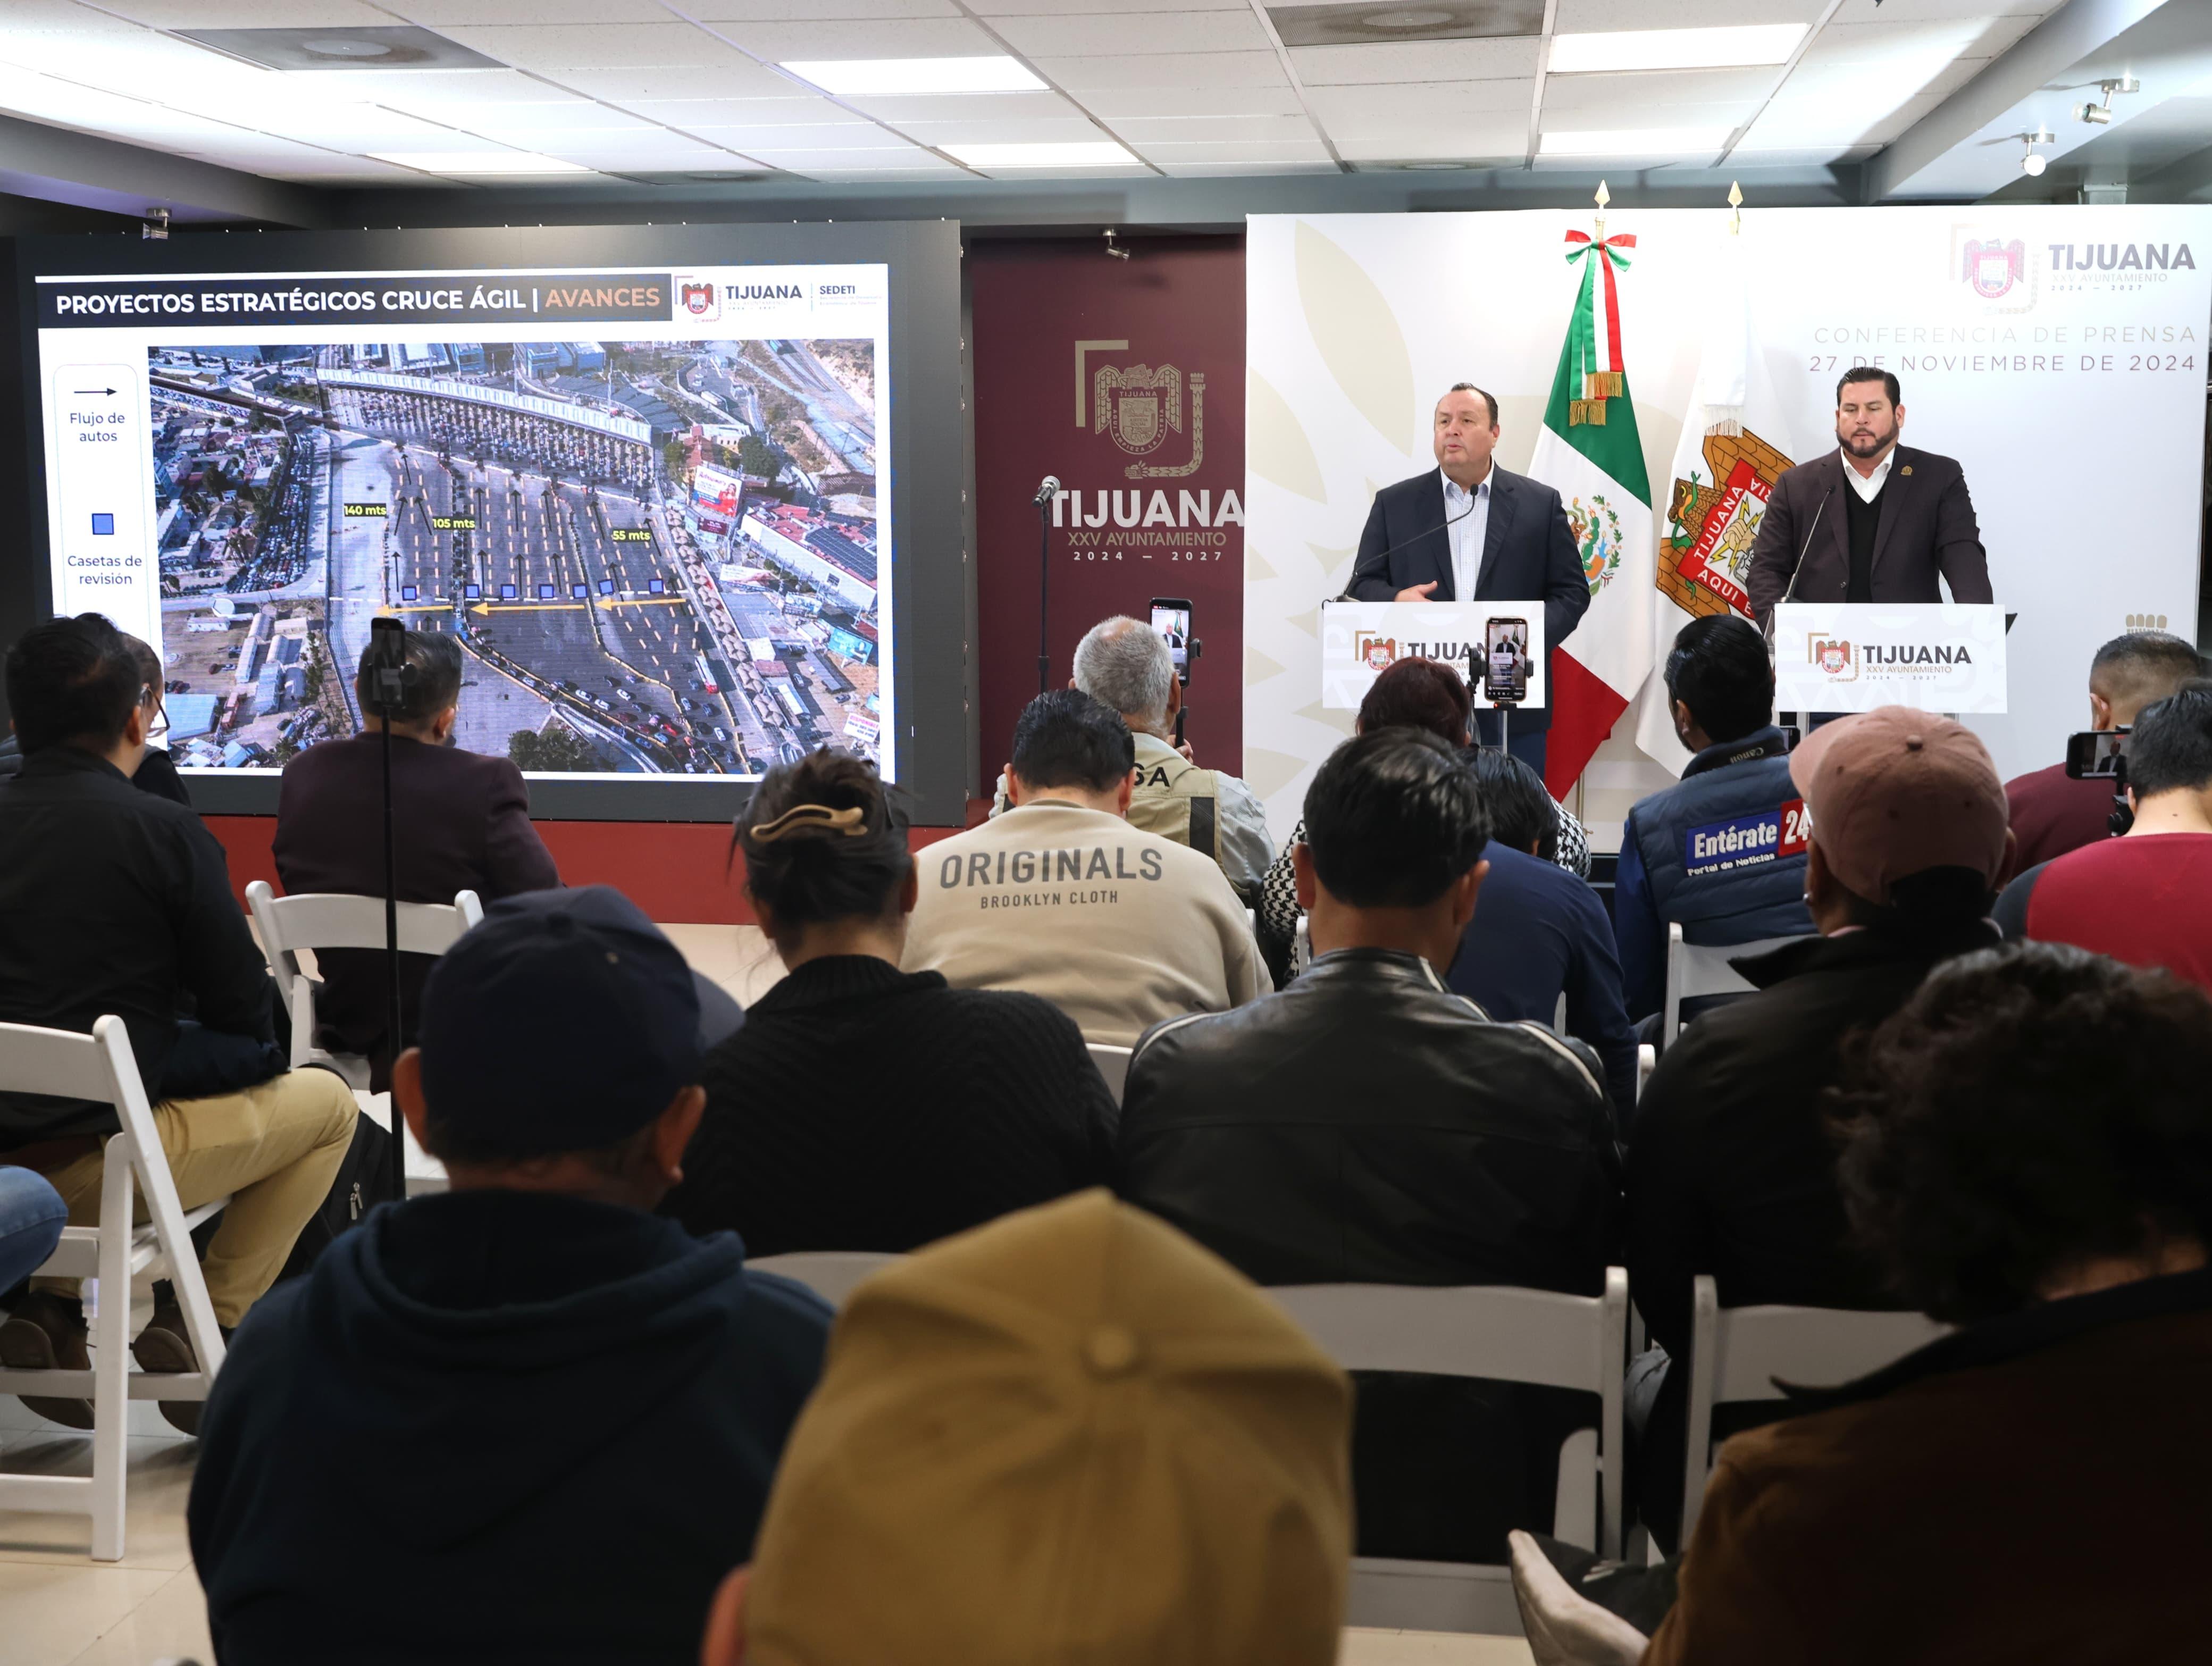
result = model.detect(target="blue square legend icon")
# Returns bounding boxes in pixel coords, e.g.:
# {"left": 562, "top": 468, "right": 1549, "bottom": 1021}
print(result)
{"left": 538, "top": 584, "right": 557, "bottom": 600}
{"left": 571, "top": 582, "right": 588, "bottom": 599}
{"left": 400, "top": 585, "right": 418, "bottom": 602}
{"left": 499, "top": 583, "right": 518, "bottom": 600}
{"left": 90, "top": 513, "right": 115, "bottom": 536}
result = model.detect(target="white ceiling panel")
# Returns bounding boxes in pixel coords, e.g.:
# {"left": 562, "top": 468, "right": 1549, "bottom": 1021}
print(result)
{"left": 682, "top": 0, "right": 963, "bottom": 18}
{"left": 1548, "top": 99, "right": 1766, "bottom": 136}
{"left": 1288, "top": 39, "right": 1541, "bottom": 86}
{"left": 739, "top": 144, "right": 944, "bottom": 166}
{"left": 838, "top": 90, "right": 1087, "bottom": 123}
{"left": 1308, "top": 81, "right": 1532, "bottom": 137}
{"left": 249, "top": 106, "right": 476, "bottom": 147}
{"left": 1103, "top": 113, "right": 1317, "bottom": 142}
{"left": 1830, "top": 0, "right": 2059, "bottom": 20}
{"left": 446, "top": 103, "right": 661, "bottom": 134}
{"left": 289, "top": 70, "right": 584, "bottom": 108}
{"left": 1555, "top": 0, "right": 1824, "bottom": 27}
{"left": 1078, "top": 83, "right": 1305, "bottom": 118}
{"left": 609, "top": 97, "right": 857, "bottom": 124}
{"left": 978, "top": 0, "right": 1248, "bottom": 13}
{"left": 1028, "top": 51, "right": 1292, "bottom": 90}
{"left": 429, "top": 24, "right": 771, "bottom": 70}
{"left": 110, "top": 1, "right": 395, "bottom": 23}
{"left": 988, "top": 11, "right": 1272, "bottom": 56}
{"left": 1152, "top": 159, "right": 1338, "bottom": 176}
{"left": 535, "top": 64, "right": 801, "bottom": 101}
{"left": 681, "top": 122, "right": 898, "bottom": 147}
{"left": 899, "top": 116, "right": 1110, "bottom": 144}
{"left": 1130, "top": 139, "right": 1334, "bottom": 163}
{"left": 680, "top": 18, "right": 1001, "bottom": 58}
{"left": 386, "top": 1, "right": 684, "bottom": 20}
{"left": 1541, "top": 67, "right": 1781, "bottom": 110}
{"left": 1333, "top": 123, "right": 1527, "bottom": 162}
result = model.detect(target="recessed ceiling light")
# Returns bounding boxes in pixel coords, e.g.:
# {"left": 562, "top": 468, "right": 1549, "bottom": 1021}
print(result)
{"left": 1547, "top": 24, "right": 1806, "bottom": 74}
{"left": 943, "top": 140, "right": 1143, "bottom": 169}
{"left": 177, "top": 26, "right": 501, "bottom": 72}
{"left": 1537, "top": 128, "right": 1731, "bottom": 157}
{"left": 780, "top": 56, "right": 1044, "bottom": 96}
{"left": 368, "top": 150, "right": 593, "bottom": 175}
{"left": 1267, "top": 2, "right": 1545, "bottom": 49}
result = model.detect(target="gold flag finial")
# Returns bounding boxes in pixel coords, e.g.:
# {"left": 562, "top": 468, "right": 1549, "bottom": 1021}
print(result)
{"left": 1728, "top": 180, "right": 1742, "bottom": 235}
{"left": 1593, "top": 178, "right": 1608, "bottom": 240}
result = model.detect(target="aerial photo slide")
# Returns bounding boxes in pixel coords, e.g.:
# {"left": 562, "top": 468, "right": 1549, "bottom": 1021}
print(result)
{"left": 39, "top": 263, "right": 891, "bottom": 778}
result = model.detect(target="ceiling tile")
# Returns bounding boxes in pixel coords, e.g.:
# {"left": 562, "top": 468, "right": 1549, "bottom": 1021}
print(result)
{"left": 108, "top": 1, "right": 395, "bottom": 23}
{"left": 1333, "top": 127, "right": 1526, "bottom": 162}
{"left": 794, "top": 164, "right": 971, "bottom": 180}
{"left": 1152, "top": 159, "right": 1339, "bottom": 177}
{"left": 534, "top": 139, "right": 745, "bottom": 164}
{"left": 429, "top": 23, "right": 769, "bottom": 69}
{"left": 1288, "top": 38, "right": 1540, "bottom": 85}
{"left": 837, "top": 90, "right": 1085, "bottom": 122}
{"left": 1541, "top": 66, "right": 1779, "bottom": 109}
{"left": 682, "top": 18, "right": 1001, "bottom": 58}
{"left": 1130, "top": 138, "right": 1333, "bottom": 162}
{"left": 1555, "top": 0, "right": 1825, "bottom": 27}
{"left": 1030, "top": 51, "right": 1291, "bottom": 90}
{"left": 1830, "top": 0, "right": 2060, "bottom": 20}
{"left": 1546, "top": 98, "right": 1765, "bottom": 136}
{"left": 285, "top": 69, "right": 582, "bottom": 107}
{"left": 1077, "top": 84, "right": 1305, "bottom": 118}
{"left": 988, "top": 11, "right": 1271, "bottom": 55}
{"left": 895, "top": 116, "right": 1106, "bottom": 143}
{"left": 977, "top": 0, "right": 1249, "bottom": 12}
{"left": 534, "top": 63, "right": 800, "bottom": 100}
{"left": 384, "top": 1, "right": 683, "bottom": 20}
{"left": 249, "top": 105, "right": 474, "bottom": 147}
{"left": 610, "top": 97, "right": 851, "bottom": 124}
{"left": 1308, "top": 80, "right": 1531, "bottom": 137}
{"left": 684, "top": 122, "right": 919, "bottom": 147}
{"left": 686, "top": 0, "right": 963, "bottom": 15}
{"left": 440, "top": 102, "right": 658, "bottom": 133}
{"left": 1103, "top": 112, "right": 1317, "bottom": 141}
{"left": 739, "top": 144, "right": 943, "bottom": 166}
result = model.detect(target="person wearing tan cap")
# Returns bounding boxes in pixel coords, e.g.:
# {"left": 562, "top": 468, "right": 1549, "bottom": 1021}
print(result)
{"left": 697, "top": 1188, "right": 1354, "bottom": 1666}
{"left": 1623, "top": 706, "right": 2015, "bottom": 1551}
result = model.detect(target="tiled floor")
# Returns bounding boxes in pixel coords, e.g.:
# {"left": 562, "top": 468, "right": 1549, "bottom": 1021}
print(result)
{"left": 4, "top": 925, "right": 1534, "bottom": 1665}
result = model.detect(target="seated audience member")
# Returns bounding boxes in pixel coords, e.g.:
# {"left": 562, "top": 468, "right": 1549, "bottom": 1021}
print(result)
{"left": 666, "top": 750, "right": 1116, "bottom": 1253}
{"left": 1012, "top": 615, "right": 1273, "bottom": 902}
{"left": 0, "top": 1166, "right": 68, "bottom": 1294}
{"left": 272, "top": 630, "right": 560, "bottom": 1078}
{"left": 190, "top": 888, "right": 830, "bottom": 1666}
{"left": 1120, "top": 727, "right": 1617, "bottom": 1561}
{"left": 1613, "top": 615, "right": 1812, "bottom": 1024}
{"left": 1449, "top": 747, "right": 1638, "bottom": 1124}
{"left": 1255, "top": 656, "right": 1591, "bottom": 983}
{"left": 1626, "top": 945, "right": 2212, "bottom": 1665}
{"left": 1626, "top": 706, "right": 2013, "bottom": 1547}
{"left": 904, "top": 690, "right": 1268, "bottom": 1046}
{"left": 1995, "top": 680, "right": 2212, "bottom": 991}
{"left": 0, "top": 615, "right": 355, "bottom": 1433}
{"left": 700, "top": 1190, "right": 1353, "bottom": 1666}
{"left": 0, "top": 625, "right": 191, "bottom": 807}
{"left": 2005, "top": 630, "right": 2207, "bottom": 869}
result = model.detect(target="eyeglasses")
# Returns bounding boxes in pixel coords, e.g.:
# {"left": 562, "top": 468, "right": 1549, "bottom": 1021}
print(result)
{"left": 139, "top": 684, "right": 169, "bottom": 740}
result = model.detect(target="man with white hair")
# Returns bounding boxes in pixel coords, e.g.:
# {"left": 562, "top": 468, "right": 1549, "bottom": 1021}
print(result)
{"left": 999, "top": 616, "right": 1273, "bottom": 903}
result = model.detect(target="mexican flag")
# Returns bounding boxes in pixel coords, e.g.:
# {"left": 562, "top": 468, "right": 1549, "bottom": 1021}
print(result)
{"left": 1632, "top": 224, "right": 1799, "bottom": 774}
{"left": 1525, "top": 226, "right": 1655, "bottom": 799}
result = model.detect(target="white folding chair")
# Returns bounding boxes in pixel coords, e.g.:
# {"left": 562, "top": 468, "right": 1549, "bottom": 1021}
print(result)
{"left": 1293, "top": 915, "right": 1312, "bottom": 976}
{"left": 1272, "top": 1270, "right": 1629, "bottom": 1636}
{"left": 1636, "top": 1043, "right": 1656, "bottom": 1101}
{"left": 747, "top": 1251, "right": 903, "bottom": 1309}
{"left": 0, "top": 1017, "right": 229, "bottom": 1562}
{"left": 1661, "top": 923, "right": 1804, "bottom": 1042}
{"left": 1085, "top": 1042, "right": 1132, "bottom": 1107}
{"left": 244, "top": 882, "right": 485, "bottom": 1083}
{"left": 1678, "top": 1273, "right": 1949, "bottom": 1542}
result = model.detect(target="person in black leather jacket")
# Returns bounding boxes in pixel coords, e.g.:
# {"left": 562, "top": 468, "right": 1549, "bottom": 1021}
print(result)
{"left": 1118, "top": 726, "right": 1620, "bottom": 1563}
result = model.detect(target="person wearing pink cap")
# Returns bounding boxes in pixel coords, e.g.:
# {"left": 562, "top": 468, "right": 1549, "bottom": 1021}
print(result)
{"left": 1623, "top": 706, "right": 2014, "bottom": 1550}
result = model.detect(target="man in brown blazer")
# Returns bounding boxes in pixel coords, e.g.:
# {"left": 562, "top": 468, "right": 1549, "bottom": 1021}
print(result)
{"left": 1746, "top": 367, "right": 1992, "bottom": 622}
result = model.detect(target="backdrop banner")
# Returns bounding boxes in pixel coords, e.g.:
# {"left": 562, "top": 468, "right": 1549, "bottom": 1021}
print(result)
{"left": 1244, "top": 206, "right": 2210, "bottom": 844}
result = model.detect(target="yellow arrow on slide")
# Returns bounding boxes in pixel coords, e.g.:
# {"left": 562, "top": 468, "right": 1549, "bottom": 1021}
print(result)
{"left": 375, "top": 602, "right": 454, "bottom": 615}
{"left": 467, "top": 600, "right": 588, "bottom": 615}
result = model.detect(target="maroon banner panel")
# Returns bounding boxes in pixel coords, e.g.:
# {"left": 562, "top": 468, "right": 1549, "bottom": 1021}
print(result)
{"left": 970, "top": 237, "right": 1245, "bottom": 785}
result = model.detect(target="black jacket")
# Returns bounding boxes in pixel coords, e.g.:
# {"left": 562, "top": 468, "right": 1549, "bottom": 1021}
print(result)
{"left": 0, "top": 748, "right": 272, "bottom": 1145}
{"left": 666, "top": 955, "right": 1118, "bottom": 1253}
{"left": 273, "top": 733, "right": 560, "bottom": 1068}
{"left": 189, "top": 1191, "right": 830, "bottom": 1666}
{"left": 1744, "top": 445, "right": 1991, "bottom": 621}
{"left": 1118, "top": 948, "right": 1619, "bottom": 1560}
{"left": 1347, "top": 466, "right": 1591, "bottom": 735}
{"left": 1624, "top": 918, "right": 2000, "bottom": 1544}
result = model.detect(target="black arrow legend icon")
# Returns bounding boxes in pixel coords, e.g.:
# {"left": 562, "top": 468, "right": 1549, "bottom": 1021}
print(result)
{"left": 73, "top": 387, "right": 116, "bottom": 396}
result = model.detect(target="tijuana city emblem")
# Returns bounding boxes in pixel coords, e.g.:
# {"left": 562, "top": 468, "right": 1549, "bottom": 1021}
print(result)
{"left": 1961, "top": 238, "right": 2025, "bottom": 301}
{"left": 1093, "top": 361, "right": 1206, "bottom": 481}
{"left": 678, "top": 281, "right": 718, "bottom": 320}
{"left": 1352, "top": 631, "right": 1398, "bottom": 673}
{"left": 1811, "top": 637, "right": 1857, "bottom": 680}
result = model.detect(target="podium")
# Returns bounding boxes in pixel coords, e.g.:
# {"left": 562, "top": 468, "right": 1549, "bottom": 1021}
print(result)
{"left": 1320, "top": 601, "right": 1547, "bottom": 711}
{"left": 1772, "top": 604, "right": 2009, "bottom": 715}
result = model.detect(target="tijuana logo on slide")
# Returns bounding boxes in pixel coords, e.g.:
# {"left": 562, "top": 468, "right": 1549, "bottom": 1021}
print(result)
{"left": 1962, "top": 238, "right": 2024, "bottom": 300}
{"left": 679, "top": 280, "right": 718, "bottom": 320}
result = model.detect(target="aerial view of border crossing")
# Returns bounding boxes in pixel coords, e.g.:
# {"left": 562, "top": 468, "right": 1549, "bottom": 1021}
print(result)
{"left": 146, "top": 334, "right": 883, "bottom": 776}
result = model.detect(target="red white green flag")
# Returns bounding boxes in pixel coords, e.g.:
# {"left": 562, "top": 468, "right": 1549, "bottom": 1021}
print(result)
{"left": 1523, "top": 221, "right": 1654, "bottom": 797}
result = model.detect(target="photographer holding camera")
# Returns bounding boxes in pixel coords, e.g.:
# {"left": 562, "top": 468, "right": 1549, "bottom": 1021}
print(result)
{"left": 1995, "top": 679, "right": 2212, "bottom": 991}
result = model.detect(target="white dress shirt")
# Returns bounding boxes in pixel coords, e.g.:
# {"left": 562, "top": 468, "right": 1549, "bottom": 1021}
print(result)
{"left": 1440, "top": 467, "right": 1492, "bottom": 600}
{"left": 1841, "top": 446, "right": 1895, "bottom": 504}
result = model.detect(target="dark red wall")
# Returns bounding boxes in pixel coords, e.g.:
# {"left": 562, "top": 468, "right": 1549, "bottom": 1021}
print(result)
{"left": 969, "top": 237, "right": 1246, "bottom": 776}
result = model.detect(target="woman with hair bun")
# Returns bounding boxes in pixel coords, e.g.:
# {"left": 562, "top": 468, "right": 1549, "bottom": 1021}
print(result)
{"left": 665, "top": 750, "right": 1117, "bottom": 1253}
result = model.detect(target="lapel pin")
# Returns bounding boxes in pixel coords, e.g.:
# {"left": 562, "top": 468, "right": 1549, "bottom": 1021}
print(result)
{"left": 1901, "top": 465, "right": 1913, "bottom": 475}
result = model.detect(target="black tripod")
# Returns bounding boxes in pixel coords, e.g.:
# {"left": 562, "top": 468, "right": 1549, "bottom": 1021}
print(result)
{"left": 359, "top": 617, "right": 415, "bottom": 1205}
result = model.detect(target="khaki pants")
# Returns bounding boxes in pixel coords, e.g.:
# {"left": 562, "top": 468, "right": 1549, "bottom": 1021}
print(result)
{"left": 32, "top": 1070, "right": 358, "bottom": 1328}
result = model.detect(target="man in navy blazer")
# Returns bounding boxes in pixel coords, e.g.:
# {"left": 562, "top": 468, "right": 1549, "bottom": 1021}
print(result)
{"left": 1347, "top": 384, "right": 1591, "bottom": 773}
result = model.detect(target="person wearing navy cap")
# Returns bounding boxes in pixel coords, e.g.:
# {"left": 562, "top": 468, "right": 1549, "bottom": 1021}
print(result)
{"left": 186, "top": 886, "right": 831, "bottom": 1666}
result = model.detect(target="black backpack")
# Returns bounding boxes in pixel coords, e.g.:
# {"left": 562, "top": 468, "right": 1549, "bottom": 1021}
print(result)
{"left": 272, "top": 1110, "right": 399, "bottom": 1285}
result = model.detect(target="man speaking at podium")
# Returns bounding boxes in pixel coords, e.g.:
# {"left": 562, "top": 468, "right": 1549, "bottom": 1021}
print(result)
{"left": 1746, "top": 367, "right": 1992, "bottom": 622}
{"left": 1347, "top": 383, "right": 1589, "bottom": 773}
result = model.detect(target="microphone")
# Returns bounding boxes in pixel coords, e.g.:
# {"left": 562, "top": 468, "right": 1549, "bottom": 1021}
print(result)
{"left": 1763, "top": 481, "right": 1831, "bottom": 642}
{"left": 1033, "top": 474, "right": 1061, "bottom": 507}
{"left": 1337, "top": 491, "right": 1480, "bottom": 601}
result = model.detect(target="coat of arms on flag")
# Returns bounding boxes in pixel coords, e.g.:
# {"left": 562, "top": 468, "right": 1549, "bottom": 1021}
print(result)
{"left": 1662, "top": 428, "right": 1793, "bottom": 620}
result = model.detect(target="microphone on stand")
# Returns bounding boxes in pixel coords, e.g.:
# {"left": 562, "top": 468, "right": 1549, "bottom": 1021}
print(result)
{"left": 1763, "top": 481, "right": 1832, "bottom": 643}
{"left": 1336, "top": 493, "right": 1479, "bottom": 601}
{"left": 1034, "top": 476, "right": 1061, "bottom": 694}
{"left": 1033, "top": 474, "right": 1061, "bottom": 508}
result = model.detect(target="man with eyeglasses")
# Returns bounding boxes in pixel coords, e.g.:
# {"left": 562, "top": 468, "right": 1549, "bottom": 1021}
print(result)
{"left": 0, "top": 613, "right": 356, "bottom": 1436}
{"left": 0, "top": 630, "right": 192, "bottom": 807}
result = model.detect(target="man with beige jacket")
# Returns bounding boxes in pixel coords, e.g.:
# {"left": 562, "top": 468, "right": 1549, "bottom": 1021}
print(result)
{"left": 905, "top": 690, "right": 1269, "bottom": 1047}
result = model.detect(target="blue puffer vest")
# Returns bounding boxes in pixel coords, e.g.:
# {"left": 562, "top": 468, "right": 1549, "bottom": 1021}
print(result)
{"left": 1628, "top": 726, "right": 1814, "bottom": 944}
